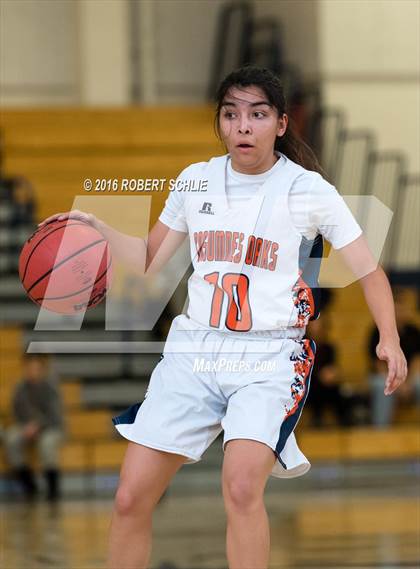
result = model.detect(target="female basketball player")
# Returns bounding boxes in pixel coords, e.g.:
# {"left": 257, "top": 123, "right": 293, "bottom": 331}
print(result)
{"left": 39, "top": 66, "right": 407, "bottom": 569}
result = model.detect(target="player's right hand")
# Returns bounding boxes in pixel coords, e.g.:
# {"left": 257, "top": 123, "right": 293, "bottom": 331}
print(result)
{"left": 38, "top": 210, "right": 97, "bottom": 229}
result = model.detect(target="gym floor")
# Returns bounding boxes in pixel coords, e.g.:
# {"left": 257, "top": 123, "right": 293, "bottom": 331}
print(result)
{"left": 2, "top": 462, "right": 419, "bottom": 569}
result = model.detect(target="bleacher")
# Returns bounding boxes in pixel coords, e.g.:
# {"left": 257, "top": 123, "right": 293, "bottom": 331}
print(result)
{"left": 1, "top": 107, "right": 223, "bottom": 222}
{"left": 0, "top": 104, "right": 419, "bottom": 495}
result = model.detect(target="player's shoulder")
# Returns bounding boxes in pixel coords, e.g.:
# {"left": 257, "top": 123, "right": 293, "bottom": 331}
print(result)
{"left": 284, "top": 155, "right": 334, "bottom": 194}
{"left": 284, "top": 155, "right": 322, "bottom": 182}
{"left": 177, "top": 156, "right": 221, "bottom": 180}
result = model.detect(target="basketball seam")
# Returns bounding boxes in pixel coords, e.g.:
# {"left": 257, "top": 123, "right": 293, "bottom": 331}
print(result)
{"left": 35, "top": 255, "right": 112, "bottom": 301}
{"left": 21, "top": 222, "right": 90, "bottom": 286}
{"left": 26, "top": 238, "right": 106, "bottom": 294}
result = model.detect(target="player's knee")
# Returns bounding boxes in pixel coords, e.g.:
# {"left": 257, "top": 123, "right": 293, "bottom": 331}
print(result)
{"left": 114, "top": 484, "right": 152, "bottom": 517}
{"left": 223, "top": 475, "right": 261, "bottom": 514}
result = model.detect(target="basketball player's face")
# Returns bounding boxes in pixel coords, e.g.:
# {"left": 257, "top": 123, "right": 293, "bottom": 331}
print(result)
{"left": 219, "top": 85, "right": 288, "bottom": 174}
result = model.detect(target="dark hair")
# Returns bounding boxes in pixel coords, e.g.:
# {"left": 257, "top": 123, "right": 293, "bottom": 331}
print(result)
{"left": 214, "top": 65, "right": 327, "bottom": 178}
{"left": 22, "top": 353, "right": 50, "bottom": 366}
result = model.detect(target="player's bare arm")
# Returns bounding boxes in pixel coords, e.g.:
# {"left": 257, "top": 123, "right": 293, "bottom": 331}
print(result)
{"left": 38, "top": 212, "right": 186, "bottom": 276}
{"left": 338, "top": 234, "right": 408, "bottom": 396}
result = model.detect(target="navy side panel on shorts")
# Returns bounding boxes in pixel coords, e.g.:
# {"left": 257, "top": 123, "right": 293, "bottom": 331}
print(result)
{"left": 275, "top": 339, "right": 316, "bottom": 468}
{"left": 111, "top": 353, "right": 165, "bottom": 427}
{"left": 112, "top": 402, "right": 142, "bottom": 426}
{"left": 295, "top": 234, "right": 323, "bottom": 324}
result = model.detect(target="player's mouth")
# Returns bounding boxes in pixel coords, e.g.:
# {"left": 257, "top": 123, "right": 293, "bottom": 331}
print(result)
{"left": 236, "top": 143, "right": 254, "bottom": 151}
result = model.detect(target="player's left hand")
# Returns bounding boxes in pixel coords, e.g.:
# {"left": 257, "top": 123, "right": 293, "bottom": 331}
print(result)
{"left": 375, "top": 339, "right": 408, "bottom": 396}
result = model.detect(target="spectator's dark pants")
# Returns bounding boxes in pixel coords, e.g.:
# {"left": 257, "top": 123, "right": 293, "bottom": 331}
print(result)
{"left": 5, "top": 426, "right": 65, "bottom": 500}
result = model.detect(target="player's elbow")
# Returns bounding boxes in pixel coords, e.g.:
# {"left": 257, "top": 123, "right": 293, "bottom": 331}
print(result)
{"left": 339, "top": 234, "right": 379, "bottom": 280}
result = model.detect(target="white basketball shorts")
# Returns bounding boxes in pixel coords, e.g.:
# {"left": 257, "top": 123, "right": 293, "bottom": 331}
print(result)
{"left": 112, "top": 314, "right": 316, "bottom": 479}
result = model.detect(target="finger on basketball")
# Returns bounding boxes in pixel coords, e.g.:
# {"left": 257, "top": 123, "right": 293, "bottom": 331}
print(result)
{"left": 38, "top": 210, "right": 91, "bottom": 227}
{"left": 38, "top": 213, "right": 66, "bottom": 226}
{"left": 64, "top": 210, "right": 94, "bottom": 225}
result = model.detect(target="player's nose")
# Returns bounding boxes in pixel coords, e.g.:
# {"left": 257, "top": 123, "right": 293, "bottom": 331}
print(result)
{"left": 238, "top": 116, "right": 251, "bottom": 134}
{"left": 238, "top": 125, "right": 251, "bottom": 135}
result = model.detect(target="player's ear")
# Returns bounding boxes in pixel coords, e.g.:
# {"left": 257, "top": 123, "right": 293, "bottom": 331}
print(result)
{"left": 276, "top": 113, "right": 288, "bottom": 137}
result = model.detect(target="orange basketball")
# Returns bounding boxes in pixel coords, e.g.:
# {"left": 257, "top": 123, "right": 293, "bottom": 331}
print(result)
{"left": 19, "top": 219, "right": 112, "bottom": 314}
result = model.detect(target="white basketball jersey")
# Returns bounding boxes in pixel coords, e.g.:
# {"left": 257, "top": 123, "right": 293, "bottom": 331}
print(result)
{"left": 182, "top": 154, "right": 322, "bottom": 332}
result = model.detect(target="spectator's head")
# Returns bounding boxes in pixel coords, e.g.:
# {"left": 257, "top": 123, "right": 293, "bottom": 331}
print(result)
{"left": 22, "top": 353, "right": 50, "bottom": 383}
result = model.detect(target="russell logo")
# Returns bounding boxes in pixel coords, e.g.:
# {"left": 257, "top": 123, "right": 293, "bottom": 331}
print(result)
{"left": 199, "top": 202, "right": 214, "bottom": 215}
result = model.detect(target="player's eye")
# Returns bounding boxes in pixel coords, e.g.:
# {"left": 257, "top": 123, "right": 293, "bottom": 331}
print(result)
{"left": 223, "top": 111, "right": 236, "bottom": 119}
{"left": 253, "top": 111, "right": 266, "bottom": 118}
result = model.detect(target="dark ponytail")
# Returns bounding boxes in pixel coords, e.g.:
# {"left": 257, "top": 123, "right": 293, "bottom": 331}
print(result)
{"left": 214, "top": 65, "right": 328, "bottom": 179}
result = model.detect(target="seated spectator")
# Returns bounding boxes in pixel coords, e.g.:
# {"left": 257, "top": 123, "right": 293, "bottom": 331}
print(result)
{"left": 368, "top": 288, "right": 420, "bottom": 427}
{"left": 306, "top": 315, "right": 353, "bottom": 428}
{"left": 4, "top": 353, "right": 66, "bottom": 502}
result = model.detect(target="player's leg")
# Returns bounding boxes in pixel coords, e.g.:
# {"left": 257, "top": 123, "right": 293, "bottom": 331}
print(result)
{"left": 220, "top": 336, "right": 315, "bottom": 567}
{"left": 222, "top": 439, "right": 276, "bottom": 569}
{"left": 107, "top": 441, "right": 187, "bottom": 569}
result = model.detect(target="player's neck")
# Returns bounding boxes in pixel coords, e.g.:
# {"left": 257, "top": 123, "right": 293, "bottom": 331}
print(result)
{"left": 230, "top": 153, "right": 279, "bottom": 176}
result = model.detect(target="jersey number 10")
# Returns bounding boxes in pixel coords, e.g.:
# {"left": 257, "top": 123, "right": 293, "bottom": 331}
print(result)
{"left": 204, "top": 271, "right": 252, "bottom": 332}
